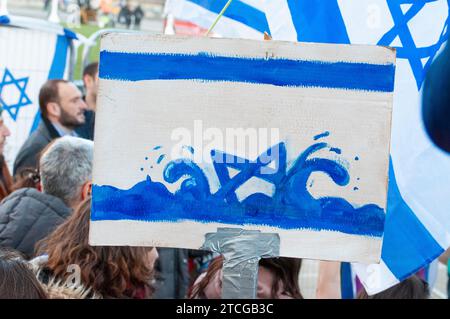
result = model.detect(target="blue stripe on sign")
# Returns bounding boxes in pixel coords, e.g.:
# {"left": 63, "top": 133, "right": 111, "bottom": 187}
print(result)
{"left": 382, "top": 157, "right": 444, "bottom": 280}
{"left": 188, "top": 0, "right": 270, "bottom": 34}
{"left": 29, "top": 35, "right": 69, "bottom": 134}
{"left": 287, "top": 0, "right": 350, "bottom": 44}
{"left": 99, "top": 51, "right": 395, "bottom": 92}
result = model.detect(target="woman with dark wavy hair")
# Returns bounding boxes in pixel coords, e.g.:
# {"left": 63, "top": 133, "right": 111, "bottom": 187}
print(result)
{"left": 188, "top": 255, "right": 303, "bottom": 299}
{"left": 33, "top": 198, "right": 157, "bottom": 299}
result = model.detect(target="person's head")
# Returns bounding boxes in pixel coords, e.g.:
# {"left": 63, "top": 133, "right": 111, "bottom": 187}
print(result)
{"left": 0, "top": 110, "right": 11, "bottom": 154}
{"left": 39, "top": 136, "right": 93, "bottom": 208}
{"left": 82, "top": 62, "right": 99, "bottom": 111}
{"left": 258, "top": 257, "right": 303, "bottom": 299}
{"left": 189, "top": 255, "right": 302, "bottom": 299}
{"left": 188, "top": 255, "right": 223, "bottom": 299}
{"left": 358, "top": 275, "right": 430, "bottom": 299}
{"left": 35, "top": 198, "right": 155, "bottom": 299}
{"left": 0, "top": 248, "right": 48, "bottom": 299}
{"left": 39, "top": 80, "right": 87, "bottom": 130}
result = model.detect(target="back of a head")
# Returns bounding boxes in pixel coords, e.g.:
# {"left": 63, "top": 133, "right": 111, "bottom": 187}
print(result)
{"left": 0, "top": 248, "right": 47, "bottom": 299}
{"left": 39, "top": 136, "right": 93, "bottom": 207}
{"left": 83, "top": 62, "right": 99, "bottom": 82}
{"left": 358, "top": 275, "right": 430, "bottom": 299}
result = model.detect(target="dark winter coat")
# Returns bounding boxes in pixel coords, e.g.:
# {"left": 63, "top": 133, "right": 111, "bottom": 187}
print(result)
{"left": 153, "top": 248, "right": 190, "bottom": 299}
{"left": 0, "top": 188, "right": 71, "bottom": 258}
{"left": 13, "top": 118, "right": 61, "bottom": 176}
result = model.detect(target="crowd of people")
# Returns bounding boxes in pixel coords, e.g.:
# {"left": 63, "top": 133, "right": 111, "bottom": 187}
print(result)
{"left": 44, "top": 0, "right": 145, "bottom": 29}
{"left": 0, "top": 55, "right": 448, "bottom": 299}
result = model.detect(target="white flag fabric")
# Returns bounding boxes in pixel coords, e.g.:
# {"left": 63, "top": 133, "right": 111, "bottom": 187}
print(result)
{"left": 0, "top": 15, "right": 76, "bottom": 166}
{"left": 164, "top": 0, "right": 268, "bottom": 39}
{"left": 165, "top": 0, "right": 450, "bottom": 295}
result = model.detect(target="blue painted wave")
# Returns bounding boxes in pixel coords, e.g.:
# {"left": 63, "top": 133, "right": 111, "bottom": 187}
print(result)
{"left": 92, "top": 142, "right": 385, "bottom": 237}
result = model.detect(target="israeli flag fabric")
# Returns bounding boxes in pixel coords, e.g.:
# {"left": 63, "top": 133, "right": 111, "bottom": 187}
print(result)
{"left": 164, "top": 0, "right": 450, "bottom": 295}
{"left": 164, "top": 0, "right": 269, "bottom": 39}
{"left": 0, "top": 15, "right": 76, "bottom": 166}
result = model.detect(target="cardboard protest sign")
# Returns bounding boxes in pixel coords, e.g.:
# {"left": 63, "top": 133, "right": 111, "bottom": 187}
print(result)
{"left": 90, "top": 34, "right": 395, "bottom": 263}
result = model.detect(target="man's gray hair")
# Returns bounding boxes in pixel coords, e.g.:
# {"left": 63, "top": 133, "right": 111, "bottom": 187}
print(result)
{"left": 39, "top": 136, "right": 94, "bottom": 206}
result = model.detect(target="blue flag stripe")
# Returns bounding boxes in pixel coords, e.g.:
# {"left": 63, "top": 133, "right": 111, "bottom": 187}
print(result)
{"left": 99, "top": 51, "right": 395, "bottom": 92}
{"left": 287, "top": 0, "right": 350, "bottom": 44}
{"left": 382, "top": 158, "right": 444, "bottom": 280}
{"left": 187, "top": 0, "right": 270, "bottom": 34}
{"left": 29, "top": 34, "right": 69, "bottom": 134}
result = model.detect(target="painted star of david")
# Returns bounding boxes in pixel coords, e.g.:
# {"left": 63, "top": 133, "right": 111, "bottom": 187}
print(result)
{"left": 0, "top": 68, "right": 32, "bottom": 121}
{"left": 211, "top": 143, "right": 287, "bottom": 204}
{"left": 378, "top": 0, "right": 449, "bottom": 89}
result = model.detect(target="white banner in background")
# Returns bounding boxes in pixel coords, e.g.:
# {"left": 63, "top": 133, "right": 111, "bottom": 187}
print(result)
{"left": 0, "top": 15, "right": 73, "bottom": 168}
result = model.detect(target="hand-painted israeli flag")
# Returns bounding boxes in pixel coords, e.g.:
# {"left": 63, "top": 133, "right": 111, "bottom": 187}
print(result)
{"left": 165, "top": 0, "right": 450, "bottom": 295}
{"left": 0, "top": 15, "right": 76, "bottom": 167}
{"left": 92, "top": 33, "right": 396, "bottom": 266}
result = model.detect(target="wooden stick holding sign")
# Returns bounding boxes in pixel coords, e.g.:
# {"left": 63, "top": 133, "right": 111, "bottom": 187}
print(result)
{"left": 90, "top": 34, "right": 395, "bottom": 299}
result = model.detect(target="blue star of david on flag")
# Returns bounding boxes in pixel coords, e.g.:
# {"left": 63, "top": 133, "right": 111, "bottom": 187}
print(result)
{"left": 378, "top": 0, "right": 450, "bottom": 89}
{"left": 0, "top": 68, "right": 33, "bottom": 121}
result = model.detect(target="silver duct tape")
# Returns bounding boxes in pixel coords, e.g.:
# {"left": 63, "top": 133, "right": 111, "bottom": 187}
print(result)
{"left": 201, "top": 228, "right": 280, "bottom": 299}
